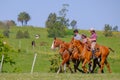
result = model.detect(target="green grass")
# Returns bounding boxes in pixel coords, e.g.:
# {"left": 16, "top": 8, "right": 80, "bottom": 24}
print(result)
{"left": 0, "top": 73, "right": 120, "bottom": 80}
{"left": 0, "top": 26, "right": 120, "bottom": 79}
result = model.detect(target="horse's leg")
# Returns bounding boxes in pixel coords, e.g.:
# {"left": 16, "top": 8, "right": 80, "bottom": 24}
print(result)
{"left": 82, "top": 59, "right": 88, "bottom": 73}
{"left": 99, "top": 57, "right": 105, "bottom": 73}
{"left": 97, "top": 58, "right": 104, "bottom": 73}
{"left": 57, "top": 58, "right": 66, "bottom": 74}
{"left": 63, "top": 63, "right": 66, "bottom": 73}
{"left": 88, "top": 60, "right": 93, "bottom": 73}
{"left": 76, "top": 60, "right": 84, "bottom": 73}
{"left": 105, "top": 59, "right": 112, "bottom": 73}
{"left": 67, "top": 63, "right": 73, "bottom": 73}
{"left": 91, "top": 58, "right": 97, "bottom": 73}
{"left": 72, "top": 59, "right": 77, "bottom": 72}
{"left": 57, "top": 65, "right": 62, "bottom": 74}
{"left": 62, "top": 59, "right": 67, "bottom": 73}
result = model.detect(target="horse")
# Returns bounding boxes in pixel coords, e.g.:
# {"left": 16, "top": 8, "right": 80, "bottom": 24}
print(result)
{"left": 94, "top": 44, "right": 114, "bottom": 73}
{"left": 51, "top": 37, "right": 73, "bottom": 74}
{"left": 85, "top": 38, "right": 114, "bottom": 73}
{"left": 51, "top": 37, "right": 84, "bottom": 73}
{"left": 51, "top": 37, "right": 64, "bottom": 50}
{"left": 71, "top": 39, "right": 94, "bottom": 73}
{"left": 59, "top": 40, "right": 84, "bottom": 73}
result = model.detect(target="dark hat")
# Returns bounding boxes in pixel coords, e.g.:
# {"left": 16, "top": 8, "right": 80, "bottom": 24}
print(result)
{"left": 73, "top": 29, "right": 78, "bottom": 33}
{"left": 81, "top": 34, "right": 87, "bottom": 38}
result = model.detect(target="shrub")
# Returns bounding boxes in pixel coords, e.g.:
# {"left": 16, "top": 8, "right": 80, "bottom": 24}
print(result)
{"left": 49, "top": 54, "right": 61, "bottom": 72}
{"left": 16, "top": 30, "right": 24, "bottom": 39}
{"left": 103, "top": 24, "right": 113, "bottom": 37}
{"left": 0, "top": 35, "right": 16, "bottom": 72}
{"left": 3, "top": 30, "right": 9, "bottom": 38}
{"left": 24, "top": 30, "right": 30, "bottom": 38}
{"left": 16, "top": 30, "right": 30, "bottom": 39}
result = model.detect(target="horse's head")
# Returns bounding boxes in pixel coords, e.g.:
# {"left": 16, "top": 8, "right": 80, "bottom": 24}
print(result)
{"left": 51, "top": 37, "right": 64, "bottom": 50}
{"left": 72, "top": 39, "right": 84, "bottom": 52}
{"left": 68, "top": 43, "right": 74, "bottom": 53}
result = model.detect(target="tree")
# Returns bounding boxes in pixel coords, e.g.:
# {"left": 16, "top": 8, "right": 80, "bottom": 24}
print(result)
{"left": 46, "top": 13, "right": 57, "bottom": 28}
{"left": 103, "top": 24, "right": 113, "bottom": 37}
{"left": 113, "top": 26, "right": 118, "bottom": 32}
{"left": 46, "top": 13, "right": 66, "bottom": 37}
{"left": 47, "top": 21, "right": 66, "bottom": 37}
{"left": 58, "top": 4, "right": 70, "bottom": 28}
{"left": 5, "top": 20, "right": 16, "bottom": 27}
{"left": 70, "top": 20, "right": 77, "bottom": 29}
{"left": 17, "top": 12, "right": 31, "bottom": 26}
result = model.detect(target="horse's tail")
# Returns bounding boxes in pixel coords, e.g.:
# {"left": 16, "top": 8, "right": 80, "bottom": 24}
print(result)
{"left": 109, "top": 47, "right": 114, "bottom": 53}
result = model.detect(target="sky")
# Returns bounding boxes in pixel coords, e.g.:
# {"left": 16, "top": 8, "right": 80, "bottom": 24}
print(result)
{"left": 0, "top": 0, "right": 120, "bottom": 30}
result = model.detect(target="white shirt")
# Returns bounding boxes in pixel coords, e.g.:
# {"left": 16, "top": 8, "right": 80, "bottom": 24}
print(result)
{"left": 74, "top": 34, "right": 82, "bottom": 41}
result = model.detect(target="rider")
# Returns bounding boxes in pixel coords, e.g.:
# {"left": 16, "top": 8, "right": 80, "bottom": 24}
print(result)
{"left": 73, "top": 29, "right": 82, "bottom": 41}
{"left": 89, "top": 28, "right": 97, "bottom": 59}
{"left": 81, "top": 34, "right": 87, "bottom": 44}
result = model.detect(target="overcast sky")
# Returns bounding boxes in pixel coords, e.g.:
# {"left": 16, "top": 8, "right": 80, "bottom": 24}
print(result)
{"left": 0, "top": 0, "right": 120, "bottom": 30}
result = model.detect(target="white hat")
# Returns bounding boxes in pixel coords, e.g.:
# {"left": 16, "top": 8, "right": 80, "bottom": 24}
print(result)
{"left": 90, "top": 27, "right": 95, "bottom": 31}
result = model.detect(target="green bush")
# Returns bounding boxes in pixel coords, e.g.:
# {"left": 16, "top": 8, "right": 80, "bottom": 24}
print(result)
{"left": 3, "top": 30, "right": 9, "bottom": 38}
{"left": 16, "top": 30, "right": 24, "bottom": 39}
{"left": 24, "top": 30, "right": 30, "bottom": 38}
{"left": 0, "top": 35, "right": 16, "bottom": 72}
{"left": 16, "top": 30, "right": 30, "bottom": 39}
{"left": 49, "top": 54, "right": 61, "bottom": 72}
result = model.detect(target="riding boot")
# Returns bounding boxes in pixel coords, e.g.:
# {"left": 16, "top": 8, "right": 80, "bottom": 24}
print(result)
{"left": 92, "top": 50, "right": 96, "bottom": 59}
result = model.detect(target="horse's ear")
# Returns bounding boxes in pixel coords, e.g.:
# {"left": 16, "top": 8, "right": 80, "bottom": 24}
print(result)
{"left": 54, "top": 37, "right": 56, "bottom": 40}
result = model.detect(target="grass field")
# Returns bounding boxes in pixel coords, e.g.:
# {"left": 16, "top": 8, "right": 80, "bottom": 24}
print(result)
{"left": 0, "top": 73, "right": 120, "bottom": 80}
{"left": 0, "top": 26, "right": 120, "bottom": 79}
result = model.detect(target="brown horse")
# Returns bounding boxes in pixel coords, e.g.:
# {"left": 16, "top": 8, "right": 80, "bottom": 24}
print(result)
{"left": 59, "top": 41, "right": 84, "bottom": 73}
{"left": 70, "top": 39, "right": 94, "bottom": 73}
{"left": 94, "top": 44, "right": 114, "bottom": 73}
{"left": 85, "top": 39, "right": 114, "bottom": 73}
{"left": 51, "top": 37, "right": 64, "bottom": 50}
{"left": 51, "top": 37, "right": 73, "bottom": 74}
{"left": 70, "top": 39, "right": 104, "bottom": 73}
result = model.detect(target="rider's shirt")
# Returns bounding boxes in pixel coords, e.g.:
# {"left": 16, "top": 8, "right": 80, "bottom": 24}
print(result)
{"left": 74, "top": 34, "right": 82, "bottom": 41}
{"left": 90, "top": 33, "right": 97, "bottom": 42}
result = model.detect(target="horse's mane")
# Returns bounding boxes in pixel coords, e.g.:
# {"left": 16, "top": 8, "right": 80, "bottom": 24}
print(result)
{"left": 55, "top": 38, "right": 64, "bottom": 43}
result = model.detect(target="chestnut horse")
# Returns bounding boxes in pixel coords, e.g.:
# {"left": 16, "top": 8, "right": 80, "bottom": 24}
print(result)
{"left": 51, "top": 37, "right": 84, "bottom": 73}
{"left": 94, "top": 44, "right": 114, "bottom": 73}
{"left": 51, "top": 37, "right": 73, "bottom": 74}
{"left": 70, "top": 39, "right": 105, "bottom": 73}
{"left": 59, "top": 41, "right": 84, "bottom": 73}
{"left": 71, "top": 39, "right": 93, "bottom": 73}
{"left": 83, "top": 39, "right": 114, "bottom": 73}
{"left": 51, "top": 37, "right": 64, "bottom": 49}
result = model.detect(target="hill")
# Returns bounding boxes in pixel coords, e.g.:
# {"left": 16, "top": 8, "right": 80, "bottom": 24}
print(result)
{"left": 0, "top": 26, "right": 120, "bottom": 74}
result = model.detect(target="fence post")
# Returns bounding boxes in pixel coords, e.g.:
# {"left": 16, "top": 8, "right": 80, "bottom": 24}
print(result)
{"left": 0, "top": 54, "right": 4, "bottom": 73}
{"left": 31, "top": 53, "right": 37, "bottom": 74}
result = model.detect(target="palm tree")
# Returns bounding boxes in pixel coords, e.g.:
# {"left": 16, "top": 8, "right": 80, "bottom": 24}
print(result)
{"left": 17, "top": 12, "right": 31, "bottom": 26}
